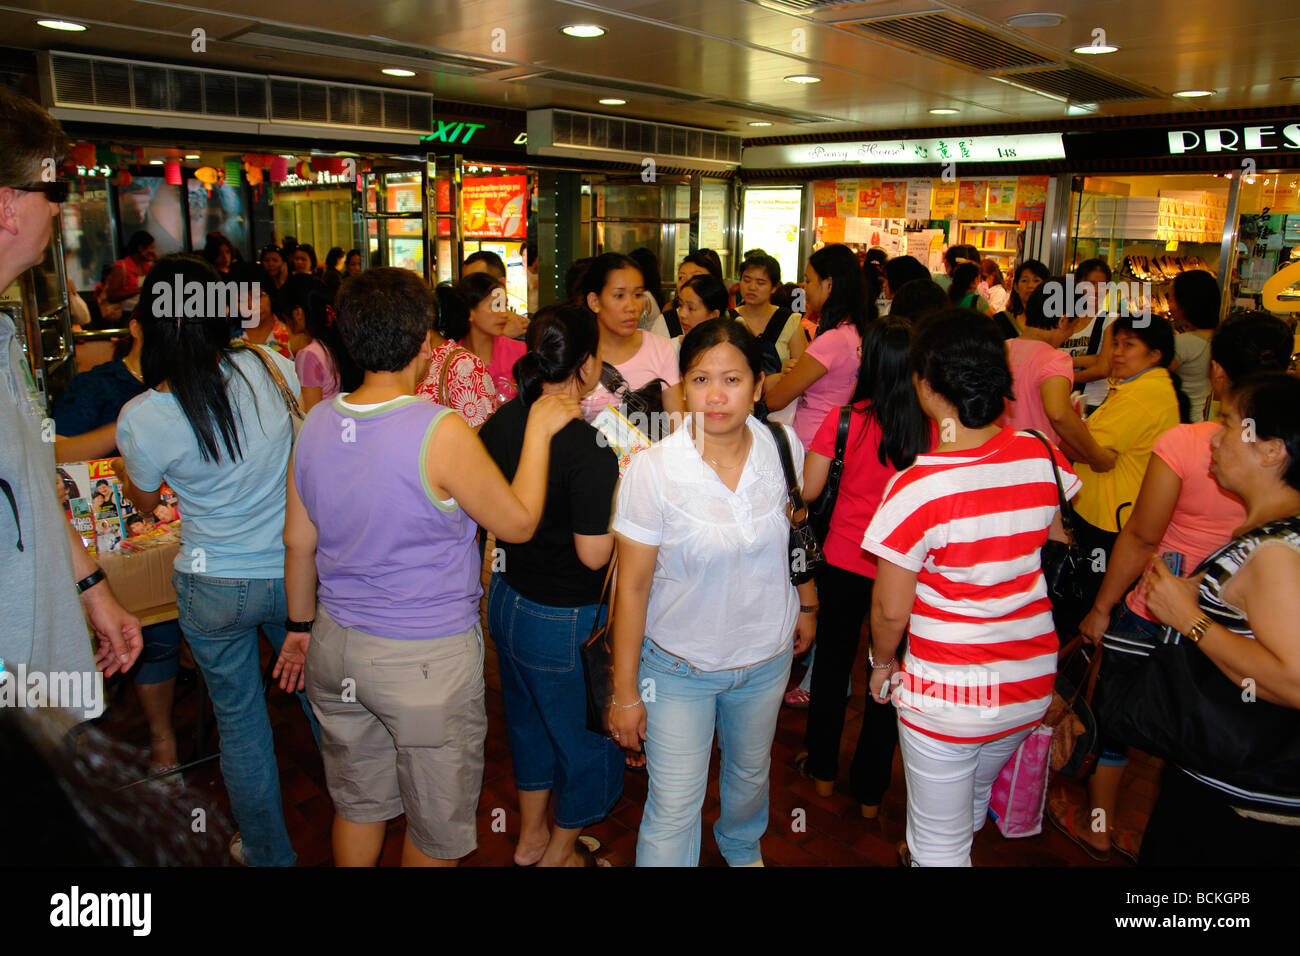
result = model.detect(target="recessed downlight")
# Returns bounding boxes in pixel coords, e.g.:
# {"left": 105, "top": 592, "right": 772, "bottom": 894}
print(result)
{"left": 748, "top": 121, "right": 773, "bottom": 127}
{"left": 561, "top": 24, "right": 605, "bottom": 38}
{"left": 784, "top": 74, "right": 821, "bottom": 84}
{"left": 1173, "top": 89, "right": 1214, "bottom": 98}
{"left": 1005, "top": 12, "right": 1065, "bottom": 27}
{"left": 1074, "top": 43, "right": 1118, "bottom": 54}
{"left": 598, "top": 98, "right": 626, "bottom": 106}
{"left": 382, "top": 68, "right": 415, "bottom": 77}
{"left": 929, "top": 108, "right": 960, "bottom": 115}
{"left": 37, "top": 19, "right": 87, "bottom": 31}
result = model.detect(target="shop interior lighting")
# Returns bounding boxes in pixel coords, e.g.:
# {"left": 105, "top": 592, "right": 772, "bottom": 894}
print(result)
{"left": 784, "top": 74, "right": 822, "bottom": 84}
{"left": 1073, "top": 43, "right": 1118, "bottom": 54}
{"left": 598, "top": 98, "right": 626, "bottom": 105}
{"left": 928, "top": 108, "right": 960, "bottom": 115}
{"left": 1173, "top": 89, "right": 1214, "bottom": 98}
{"left": 149, "top": 159, "right": 163, "bottom": 165}
{"left": 185, "top": 154, "right": 200, "bottom": 160}
{"left": 382, "top": 68, "right": 416, "bottom": 77}
{"left": 561, "top": 24, "right": 606, "bottom": 38}
{"left": 748, "top": 121, "right": 773, "bottom": 127}
{"left": 36, "top": 19, "right": 86, "bottom": 31}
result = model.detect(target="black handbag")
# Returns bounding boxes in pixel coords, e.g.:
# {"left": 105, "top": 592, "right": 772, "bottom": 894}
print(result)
{"left": 600, "top": 362, "right": 664, "bottom": 421}
{"left": 766, "top": 420, "right": 823, "bottom": 585}
{"left": 579, "top": 557, "right": 619, "bottom": 738}
{"left": 807, "top": 404, "right": 851, "bottom": 544}
{"left": 1026, "top": 429, "right": 1091, "bottom": 641}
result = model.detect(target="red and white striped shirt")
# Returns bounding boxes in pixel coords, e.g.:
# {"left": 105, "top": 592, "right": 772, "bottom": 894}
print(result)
{"left": 862, "top": 428, "right": 1081, "bottom": 743}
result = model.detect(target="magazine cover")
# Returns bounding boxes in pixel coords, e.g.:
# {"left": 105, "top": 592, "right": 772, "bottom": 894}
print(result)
{"left": 59, "top": 458, "right": 180, "bottom": 554}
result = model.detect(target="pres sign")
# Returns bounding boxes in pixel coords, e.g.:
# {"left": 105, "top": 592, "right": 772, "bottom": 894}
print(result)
{"left": 1168, "top": 123, "right": 1300, "bottom": 155}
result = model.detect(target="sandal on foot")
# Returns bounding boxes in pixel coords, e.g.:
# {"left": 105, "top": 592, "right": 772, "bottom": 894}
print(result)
{"left": 575, "top": 840, "right": 611, "bottom": 868}
{"left": 1047, "top": 800, "right": 1110, "bottom": 862}
{"left": 784, "top": 687, "right": 810, "bottom": 708}
{"left": 1111, "top": 827, "right": 1140, "bottom": 864}
{"left": 577, "top": 835, "right": 602, "bottom": 855}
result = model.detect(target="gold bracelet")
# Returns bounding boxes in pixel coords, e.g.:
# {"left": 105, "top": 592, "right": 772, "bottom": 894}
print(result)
{"left": 1185, "top": 616, "right": 1214, "bottom": 644}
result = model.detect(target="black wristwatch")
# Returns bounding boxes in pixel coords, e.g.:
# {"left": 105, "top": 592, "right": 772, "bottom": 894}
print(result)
{"left": 285, "top": 619, "right": 314, "bottom": 632}
{"left": 75, "top": 568, "right": 107, "bottom": 594}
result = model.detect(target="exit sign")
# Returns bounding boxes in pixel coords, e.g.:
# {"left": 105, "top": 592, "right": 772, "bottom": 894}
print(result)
{"left": 422, "top": 120, "right": 487, "bottom": 145}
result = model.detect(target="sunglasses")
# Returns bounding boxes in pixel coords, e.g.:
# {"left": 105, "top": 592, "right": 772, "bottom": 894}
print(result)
{"left": 11, "top": 181, "right": 70, "bottom": 203}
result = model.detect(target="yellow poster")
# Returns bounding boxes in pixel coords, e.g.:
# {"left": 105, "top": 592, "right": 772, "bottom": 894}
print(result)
{"left": 930, "top": 180, "right": 959, "bottom": 217}
{"left": 836, "top": 179, "right": 859, "bottom": 219}
{"left": 857, "top": 178, "right": 882, "bottom": 216}
{"left": 880, "top": 180, "right": 908, "bottom": 218}
{"left": 986, "top": 179, "right": 1018, "bottom": 221}
{"left": 958, "top": 180, "right": 989, "bottom": 218}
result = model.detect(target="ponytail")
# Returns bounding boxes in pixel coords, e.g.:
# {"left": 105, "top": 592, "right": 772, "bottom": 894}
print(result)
{"left": 515, "top": 304, "right": 599, "bottom": 405}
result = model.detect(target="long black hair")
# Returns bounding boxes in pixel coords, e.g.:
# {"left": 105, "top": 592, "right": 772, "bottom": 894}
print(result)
{"left": 514, "top": 304, "right": 599, "bottom": 405}
{"left": 1008, "top": 259, "right": 1050, "bottom": 316}
{"left": 278, "top": 274, "right": 363, "bottom": 392}
{"left": 948, "top": 262, "right": 981, "bottom": 303}
{"left": 850, "top": 315, "right": 931, "bottom": 469}
{"left": 808, "top": 243, "right": 874, "bottom": 338}
{"left": 137, "top": 255, "right": 253, "bottom": 463}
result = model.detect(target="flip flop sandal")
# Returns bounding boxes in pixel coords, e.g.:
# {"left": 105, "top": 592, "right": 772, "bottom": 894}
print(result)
{"left": 1047, "top": 800, "right": 1110, "bottom": 862}
{"left": 577, "top": 835, "right": 602, "bottom": 855}
{"left": 575, "top": 840, "right": 612, "bottom": 868}
{"left": 1111, "top": 828, "right": 1140, "bottom": 864}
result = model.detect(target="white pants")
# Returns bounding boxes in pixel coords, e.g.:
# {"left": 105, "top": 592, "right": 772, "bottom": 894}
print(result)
{"left": 897, "top": 719, "right": 1033, "bottom": 866}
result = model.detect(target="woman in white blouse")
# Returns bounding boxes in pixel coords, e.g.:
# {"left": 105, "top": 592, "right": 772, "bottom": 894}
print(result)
{"left": 609, "top": 318, "right": 818, "bottom": 867}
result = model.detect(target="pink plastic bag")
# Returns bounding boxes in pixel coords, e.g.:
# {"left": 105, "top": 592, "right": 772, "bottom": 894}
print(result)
{"left": 987, "top": 724, "right": 1053, "bottom": 838}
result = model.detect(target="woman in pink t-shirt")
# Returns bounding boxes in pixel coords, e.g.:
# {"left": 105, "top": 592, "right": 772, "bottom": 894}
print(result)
{"left": 441, "top": 273, "right": 526, "bottom": 408}
{"left": 1053, "top": 311, "right": 1295, "bottom": 862}
{"left": 282, "top": 275, "right": 362, "bottom": 412}
{"left": 1000, "top": 282, "right": 1116, "bottom": 471}
{"left": 765, "top": 244, "right": 872, "bottom": 449}
{"left": 577, "top": 253, "right": 683, "bottom": 428}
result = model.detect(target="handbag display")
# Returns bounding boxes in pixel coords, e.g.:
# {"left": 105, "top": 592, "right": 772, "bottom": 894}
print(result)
{"left": 806, "top": 404, "right": 851, "bottom": 544}
{"left": 1026, "top": 429, "right": 1091, "bottom": 641}
{"left": 240, "top": 342, "right": 305, "bottom": 438}
{"left": 766, "top": 420, "right": 823, "bottom": 586}
{"left": 987, "top": 724, "right": 1054, "bottom": 838}
{"left": 579, "top": 557, "right": 619, "bottom": 738}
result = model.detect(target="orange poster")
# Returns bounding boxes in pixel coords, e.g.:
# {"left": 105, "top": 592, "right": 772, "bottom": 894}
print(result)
{"left": 460, "top": 175, "right": 527, "bottom": 237}
{"left": 879, "top": 180, "right": 908, "bottom": 218}
{"left": 1015, "top": 175, "right": 1049, "bottom": 221}
{"left": 857, "top": 178, "right": 882, "bottom": 216}
{"left": 930, "top": 180, "right": 958, "bottom": 217}
{"left": 813, "top": 180, "right": 837, "bottom": 218}
{"left": 819, "top": 218, "right": 846, "bottom": 244}
{"left": 957, "top": 180, "right": 988, "bottom": 218}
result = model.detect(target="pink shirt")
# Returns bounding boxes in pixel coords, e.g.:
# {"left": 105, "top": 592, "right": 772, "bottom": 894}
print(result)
{"left": 294, "top": 339, "right": 340, "bottom": 401}
{"left": 794, "top": 323, "right": 862, "bottom": 449}
{"left": 581, "top": 330, "right": 681, "bottom": 420}
{"left": 458, "top": 335, "right": 526, "bottom": 405}
{"left": 1125, "top": 422, "right": 1246, "bottom": 621}
{"left": 1001, "top": 338, "right": 1076, "bottom": 447}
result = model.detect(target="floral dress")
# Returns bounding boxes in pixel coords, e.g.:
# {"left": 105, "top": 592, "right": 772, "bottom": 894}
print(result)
{"left": 416, "top": 339, "right": 498, "bottom": 427}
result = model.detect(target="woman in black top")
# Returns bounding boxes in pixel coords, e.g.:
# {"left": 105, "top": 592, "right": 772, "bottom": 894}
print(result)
{"left": 480, "top": 304, "right": 622, "bottom": 867}
{"left": 1140, "top": 372, "right": 1300, "bottom": 865}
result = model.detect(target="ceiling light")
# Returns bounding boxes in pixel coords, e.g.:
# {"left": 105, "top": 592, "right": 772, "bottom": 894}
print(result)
{"left": 1073, "top": 43, "right": 1118, "bottom": 54}
{"left": 748, "top": 121, "right": 773, "bottom": 127}
{"left": 36, "top": 19, "right": 86, "bottom": 31}
{"left": 561, "top": 24, "right": 605, "bottom": 38}
{"left": 382, "top": 68, "right": 415, "bottom": 77}
{"left": 1005, "top": 13, "right": 1066, "bottom": 28}
{"left": 929, "top": 108, "right": 960, "bottom": 115}
{"left": 784, "top": 74, "right": 821, "bottom": 84}
{"left": 1280, "top": 75, "right": 1300, "bottom": 81}
{"left": 149, "top": 160, "right": 163, "bottom": 165}
{"left": 598, "top": 98, "right": 626, "bottom": 106}
{"left": 1173, "top": 89, "right": 1214, "bottom": 98}
{"left": 185, "top": 154, "right": 200, "bottom": 160}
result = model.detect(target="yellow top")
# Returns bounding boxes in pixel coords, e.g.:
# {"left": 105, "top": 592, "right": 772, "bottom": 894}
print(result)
{"left": 1073, "top": 367, "right": 1180, "bottom": 533}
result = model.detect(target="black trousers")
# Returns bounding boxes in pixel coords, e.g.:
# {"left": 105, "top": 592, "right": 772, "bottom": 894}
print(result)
{"left": 803, "top": 562, "right": 898, "bottom": 806}
{"left": 1140, "top": 766, "right": 1300, "bottom": 866}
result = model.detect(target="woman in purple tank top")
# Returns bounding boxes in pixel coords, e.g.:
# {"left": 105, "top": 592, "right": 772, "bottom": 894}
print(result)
{"left": 281, "top": 267, "right": 579, "bottom": 867}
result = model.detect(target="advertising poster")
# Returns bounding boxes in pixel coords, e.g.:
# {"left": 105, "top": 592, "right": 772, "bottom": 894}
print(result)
{"left": 1015, "top": 175, "right": 1049, "bottom": 221}
{"left": 986, "top": 179, "right": 1019, "bottom": 220}
{"left": 957, "top": 180, "right": 988, "bottom": 218}
{"left": 857, "top": 178, "right": 882, "bottom": 216}
{"left": 813, "top": 180, "right": 837, "bottom": 218}
{"left": 930, "top": 180, "right": 959, "bottom": 217}
{"left": 818, "top": 218, "right": 846, "bottom": 244}
{"left": 880, "top": 180, "right": 908, "bottom": 219}
{"left": 460, "top": 175, "right": 527, "bottom": 237}
{"left": 742, "top": 188, "right": 803, "bottom": 286}
{"left": 905, "top": 180, "right": 933, "bottom": 219}
{"left": 835, "top": 179, "right": 859, "bottom": 219}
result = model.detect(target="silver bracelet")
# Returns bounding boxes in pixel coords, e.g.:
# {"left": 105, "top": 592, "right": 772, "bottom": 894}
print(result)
{"left": 611, "top": 697, "right": 643, "bottom": 710}
{"left": 868, "top": 653, "right": 895, "bottom": 670}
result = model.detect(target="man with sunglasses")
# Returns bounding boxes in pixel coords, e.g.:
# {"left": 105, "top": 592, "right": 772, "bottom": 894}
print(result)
{"left": 1, "top": 85, "right": 141, "bottom": 714}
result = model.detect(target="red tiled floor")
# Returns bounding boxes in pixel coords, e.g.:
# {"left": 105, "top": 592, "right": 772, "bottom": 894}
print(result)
{"left": 93, "top": 551, "right": 1161, "bottom": 867}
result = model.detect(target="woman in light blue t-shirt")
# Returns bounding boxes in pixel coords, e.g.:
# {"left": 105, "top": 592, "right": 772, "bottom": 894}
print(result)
{"left": 117, "top": 254, "right": 317, "bottom": 868}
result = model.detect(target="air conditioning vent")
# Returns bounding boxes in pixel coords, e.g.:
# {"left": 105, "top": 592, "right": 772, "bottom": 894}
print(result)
{"left": 764, "top": 0, "right": 861, "bottom": 10}
{"left": 839, "top": 12, "right": 1057, "bottom": 73}
{"left": 234, "top": 24, "right": 499, "bottom": 77}
{"left": 44, "top": 52, "right": 434, "bottom": 135}
{"left": 529, "top": 109, "right": 741, "bottom": 170}
{"left": 1000, "top": 68, "right": 1150, "bottom": 103}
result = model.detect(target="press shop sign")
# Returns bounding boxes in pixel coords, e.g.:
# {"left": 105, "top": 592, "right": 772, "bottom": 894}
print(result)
{"left": 1166, "top": 123, "right": 1300, "bottom": 155}
{"left": 741, "top": 133, "right": 1065, "bottom": 169}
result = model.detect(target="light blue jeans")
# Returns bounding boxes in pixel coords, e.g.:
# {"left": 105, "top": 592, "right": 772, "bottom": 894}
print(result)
{"left": 635, "top": 638, "right": 793, "bottom": 867}
{"left": 174, "top": 571, "right": 320, "bottom": 867}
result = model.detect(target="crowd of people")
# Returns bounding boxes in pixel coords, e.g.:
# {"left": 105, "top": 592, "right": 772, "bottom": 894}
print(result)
{"left": 5, "top": 84, "right": 1300, "bottom": 867}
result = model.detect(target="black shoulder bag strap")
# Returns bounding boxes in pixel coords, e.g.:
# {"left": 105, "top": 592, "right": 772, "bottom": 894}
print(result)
{"left": 760, "top": 307, "right": 791, "bottom": 344}
{"left": 663, "top": 309, "right": 682, "bottom": 338}
{"left": 1026, "top": 428, "right": 1076, "bottom": 534}
{"left": 1086, "top": 313, "right": 1108, "bottom": 356}
{"left": 766, "top": 420, "right": 806, "bottom": 514}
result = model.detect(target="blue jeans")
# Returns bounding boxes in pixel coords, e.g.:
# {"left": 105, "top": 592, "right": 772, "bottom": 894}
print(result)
{"left": 131, "top": 620, "right": 181, "bottom": 685}
{"left": 486, "top": 574, "right": 623, "bottom": 828}
{"left": 173, "top": 571, "right": 319, "bottom": 867}
{"left": 635, "top": 638, "right": 793, "bottom": 867}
